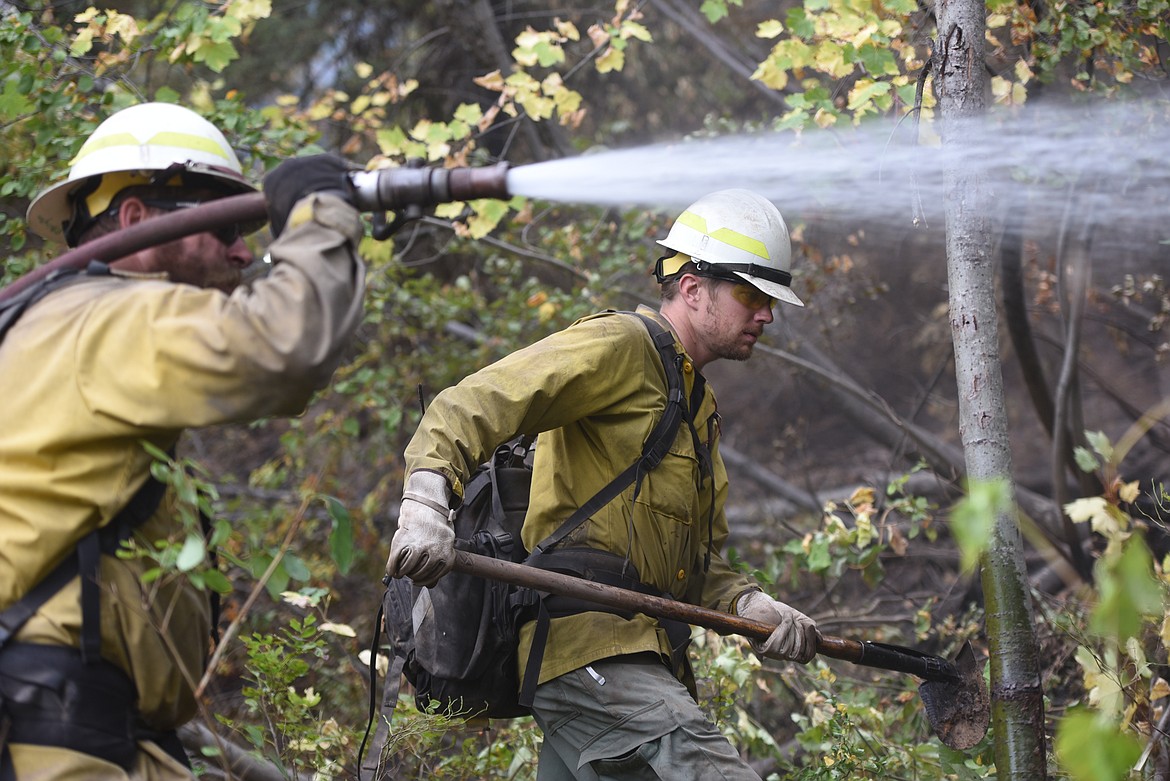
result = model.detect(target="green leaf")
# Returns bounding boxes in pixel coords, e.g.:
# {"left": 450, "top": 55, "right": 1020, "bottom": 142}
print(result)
{"left": 1085, "top": 430, "right": 1114, "bottom": 461}
{"left": 0, "top": 78, "right": 34, "bottom": 121}
{"left": 177, "top": 533, "right": 206, "bottom": 572}
{"left": 282, "top": 552, "right": 311, "bottom": 582}
{"left": 950, "top": 478, "right": 1011, "bottom": 572}
{"left": 194, "top": 41, "right": 238, "bottom": 72}
{"left": 1074, "top": 445, "right": 1099, "bottom": 472}
{"left": 1055, "top": 709, "right": 1142, "bottom": 781}
{"left": 203, "top": 568, "right": 233, "bottom": 595}
{"left": 154, "top": 86, "right": 182, "bottom": 104}
{"left": 785, "top": 8, "right": 816, "bottom": 39}
{"left": 325, "top": 496, "right": 355, "bottom": 576}
{"left": 807, "top": 536, "right": 832, "bottom": 572}
{"left": 1091, "top": 535, "right": 1163, "bottom": 642}
{"left": 700, "top": 0, "right": 730, "bottom": 23}
{"left": 847, "top": 80, "right": 891, "bottom": 110}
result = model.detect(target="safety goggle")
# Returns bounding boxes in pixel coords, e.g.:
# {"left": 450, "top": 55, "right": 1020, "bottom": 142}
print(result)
{"left": 138, "top": 198, "right": 246, "bottom": 246}
{"left": 727, "top": 283, "right": 776, "bottom": 311}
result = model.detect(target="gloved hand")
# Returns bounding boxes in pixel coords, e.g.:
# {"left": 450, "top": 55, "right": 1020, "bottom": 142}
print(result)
{"left": 385, "top": 470, "right": 456, "bottom": 588}
{"left": 263, "top": 154, "right": 356, "bottom": 237}
{"left": 736, "top": 590, "right": 818, "bottom": 664}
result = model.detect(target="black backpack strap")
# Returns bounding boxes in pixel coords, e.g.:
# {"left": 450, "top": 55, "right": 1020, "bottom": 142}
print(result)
{"left": 358, "top": 595, "right": 407, "bottom": 780}
{"left": 517, "top": 549, "right": 694, "bottom": 706}
{"left": 0, "top": 262, "right": 111, "bottom": 346}
{"left": 531, "top": 313, "right": 687, "bottom": 557}
{"left": 0, "top": 470, "right": 168, "bottom": 660}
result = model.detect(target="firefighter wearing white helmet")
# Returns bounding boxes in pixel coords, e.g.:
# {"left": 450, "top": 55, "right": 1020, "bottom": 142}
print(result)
{"left": 654, "top": 188, "right": 803, "bottom": 308}
{"left": 26, "top": 102, "right": 260, "bottom": 247}
{"left": 3, "top": 103, "right": 366, "bottom": 779}
{"left": 387, "top": 187, "right": 814, "bottom": 781}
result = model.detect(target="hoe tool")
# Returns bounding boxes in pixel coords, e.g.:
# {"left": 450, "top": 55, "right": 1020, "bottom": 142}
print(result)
{"left": 453, "top": 550, "right": 989, "bottom": 751}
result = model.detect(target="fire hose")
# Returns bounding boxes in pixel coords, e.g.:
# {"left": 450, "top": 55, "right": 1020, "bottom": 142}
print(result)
{"left": 0, "top": 162, "right": 511, "bottom": 305}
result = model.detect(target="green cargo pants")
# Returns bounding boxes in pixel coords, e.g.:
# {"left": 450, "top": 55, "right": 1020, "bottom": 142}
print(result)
{"left": 529, "top": 653, "right": 763, "bottom": 781}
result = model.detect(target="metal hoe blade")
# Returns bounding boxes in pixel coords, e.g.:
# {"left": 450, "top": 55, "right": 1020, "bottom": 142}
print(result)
{"left": 917, "top": 641, "right": 989, "bottom": 750}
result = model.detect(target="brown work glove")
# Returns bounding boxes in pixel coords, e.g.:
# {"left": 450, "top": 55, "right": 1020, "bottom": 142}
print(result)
{"left": 736, "top": 590, "right": 818, "bottom": 664}
{"left": 263, "top": 154, "right": 356, "bottom": 237}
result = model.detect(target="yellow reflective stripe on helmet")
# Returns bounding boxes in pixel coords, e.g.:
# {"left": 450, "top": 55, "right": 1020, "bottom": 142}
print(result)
{"left": 72, "top": 131, "right": 231, "bottom": 165}
{"left": 676, "top": 210, "right": 770, "bottom": 261}
{"left": 708, "top": 227, "right": 768, "bottom": 260}
{"left": 675, "top": 209, "right": 706, "bottom": 232}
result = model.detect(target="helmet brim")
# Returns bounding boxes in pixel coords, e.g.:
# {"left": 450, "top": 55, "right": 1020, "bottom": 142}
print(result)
{"left": 734, "top": 271, "right": 804, "bottom": 308}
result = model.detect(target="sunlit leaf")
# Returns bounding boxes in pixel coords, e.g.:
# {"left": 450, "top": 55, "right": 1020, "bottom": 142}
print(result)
{"left": 1092, "top": 535, "right": 1164, "bottom": 642}
{"left": 1055, "top": 708, "right": 1142, "bottom": 781}
{"left": 177, "top": 533, "right": 206, "bottom": 572}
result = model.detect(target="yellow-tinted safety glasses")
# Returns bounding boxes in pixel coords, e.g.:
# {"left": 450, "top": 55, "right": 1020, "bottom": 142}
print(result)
{"left": 728, "top": 283, "right": 776, "bottom": 310}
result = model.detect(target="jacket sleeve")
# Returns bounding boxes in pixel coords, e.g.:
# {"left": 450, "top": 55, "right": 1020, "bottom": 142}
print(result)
{"left": 405, "top": 314, "right": 649, "bottom": 498}
{"left": 76, "top": 193, "right": 366, "bottom": 428}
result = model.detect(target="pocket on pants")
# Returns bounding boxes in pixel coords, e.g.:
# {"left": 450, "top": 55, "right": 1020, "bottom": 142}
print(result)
{"left": 578, "top": 699, "right": 678, "bottom": 768}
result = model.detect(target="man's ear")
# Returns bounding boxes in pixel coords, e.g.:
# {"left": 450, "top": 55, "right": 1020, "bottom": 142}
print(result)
{"left": 117, "top": 197, "right": 153, "bottom": 228}
{"left": 677, "top": 273, "right": 705, "bottom": 307}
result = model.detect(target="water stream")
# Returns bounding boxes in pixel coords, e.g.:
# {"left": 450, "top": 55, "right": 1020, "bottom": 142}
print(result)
{"left": 505, "top": 100, "right": 1170, "bottom": 259}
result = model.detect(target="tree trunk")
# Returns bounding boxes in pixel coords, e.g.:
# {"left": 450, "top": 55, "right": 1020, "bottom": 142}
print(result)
{"left": 931, "top": 0, "right": 1049, "bottom": 776}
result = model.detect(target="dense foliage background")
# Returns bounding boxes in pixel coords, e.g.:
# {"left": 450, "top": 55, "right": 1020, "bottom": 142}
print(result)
{"left": 2, "top": 0, "right": 1169, "bottom": 778}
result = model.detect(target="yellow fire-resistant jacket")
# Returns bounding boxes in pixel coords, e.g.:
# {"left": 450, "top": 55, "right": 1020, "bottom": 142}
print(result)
{"left": 404, "top": 306, "right": 758, "bottom": 690}
{"left": 0, "top": 194, "right": 365, "bottom": 732}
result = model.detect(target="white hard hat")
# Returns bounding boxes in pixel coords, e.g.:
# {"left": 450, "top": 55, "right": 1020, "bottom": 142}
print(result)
{"left": 27, "top": 102, "right": 258, "bottom": 246}
{"left": 656, "top": 188, "right": 802, "bottom": 307}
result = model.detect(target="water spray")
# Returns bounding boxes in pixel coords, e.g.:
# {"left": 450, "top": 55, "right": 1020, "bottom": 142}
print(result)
{"left": 5, "top": 99, "right": 1167, "bottom": 305}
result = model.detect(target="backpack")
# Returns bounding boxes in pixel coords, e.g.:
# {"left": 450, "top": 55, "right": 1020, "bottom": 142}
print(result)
{"left": 359, "top": 312, "right": 700, "bottom": 776}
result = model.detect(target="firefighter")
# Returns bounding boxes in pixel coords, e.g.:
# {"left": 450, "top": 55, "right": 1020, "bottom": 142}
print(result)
{"left": 0, "top": 102, "right": 365, "bottom": 779}
{"left": 387, "top": 189, "right": 817, "bottom": 780}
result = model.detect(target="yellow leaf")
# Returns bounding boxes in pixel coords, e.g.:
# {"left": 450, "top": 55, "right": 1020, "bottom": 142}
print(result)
{"left": 320, "top": 622, "right": 356, "bottom": 637}
{"left": 813, "top": 108, "right": 838, "bottom": 128}
{"left": 351, "top": 95, "right": 371, "bottom": 115}
{"left": 355, "top": 62, "right": 374, "bottom": 79}
{"left": 813, "top": 41, "right": 852, "bottom": 79}
{"left": 555, "top": 18, "right": 580, "bottom": 40}
{"left": 752, "top": 59, "right": 789, "bottom": 90}
{"left": 474, "top": 70, "right": 506, "bottom": 92}
{"left": 595, "top": 46, "right": 624, "bottom": 74}
{"left": 71, "top": 28, "right": 96, "bottom": 57}
{"left": 505, "top": 71, "right": 540, "bottom": 91}
{"left": 620, "top": 20, "right": 652, "bottom": 42}
{"left": 516, "top": 92, "right": 555, "bottom": 120}
{"left": 849, "top": 486, "right": 875, "bottom": 507}
{"left": 106, "top": 11, "right": 140, "bottom": 44}
{"left": 453, "top": 102, "right": 483, "bottom": 125}
{"left": 1065, "top": 496, "right": 1108, "bottom": 524}
{"left": 434, "top": 202, "right": 466, "bottom": 219}
{"left": 757, "top": 20, "right": 784, "bottom": 39}
{"left": 1120, "top": 480, "right": 1141, "bottom": 504}
{"left": 228, "top": 0, "right": 272, "bottom": 22}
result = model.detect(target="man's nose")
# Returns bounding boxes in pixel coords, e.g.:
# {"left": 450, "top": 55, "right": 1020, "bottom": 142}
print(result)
{"left": 228, "top": 237, "right": 254, "bottom": 266}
